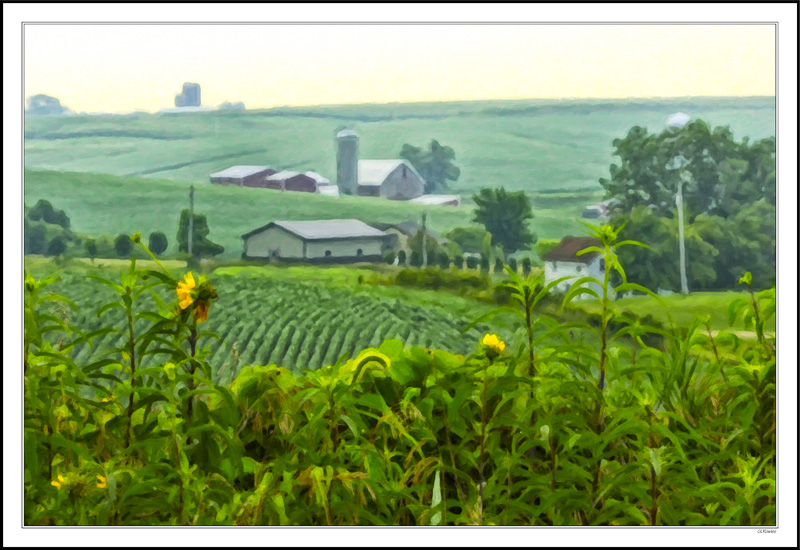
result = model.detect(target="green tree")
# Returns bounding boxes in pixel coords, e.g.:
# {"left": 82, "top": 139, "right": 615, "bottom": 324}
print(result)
{"left": 148, "top": 231, "right": 168, "bottom": 255}
{"left": 177, "top": 209, "right": 225, "bottom": 259}
{"left": 114, "top": 234, "right": 133, "bottom": 257}
{"left": 45, "top": 236, "right": 67, "bottom": 257}
{"left": 443, "top": 226, "right": 491, "bottom": 254}
{"left": 27, "top": 199, "right": 70, "bottom": 229}
{"left": 614, "top": 207, "right": 720, "bottom": 292}
{"left": 471, "top": 187, "right": 536, "bottom": 253}
{"left": 600, "top": 120, "right": 775, "bottom": 220}
{"left": 400, "top": 139, "right": 461, "bottom": 194}
{"left": 84, "top": 238, "right": 98, "bottom": 262}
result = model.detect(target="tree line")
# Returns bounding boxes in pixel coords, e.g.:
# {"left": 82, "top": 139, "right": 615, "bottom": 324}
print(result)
{"left": 24, "top": 200, "right": 224, "bottom": 263}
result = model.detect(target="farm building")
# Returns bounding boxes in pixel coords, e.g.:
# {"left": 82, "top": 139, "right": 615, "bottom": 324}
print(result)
{"left": 265, "top": 171, "right": 334, "bottom": 193}
{"left": 241, "top": 219, "right": 389, "bottom": 263}
{"left": 209, "top": 166, "right": 277, "bottom": 187}
{"left": 409, "top": 194, "right": 461, "bottom": 207}
{"left": 371, "top": 220, "right": 448, "bottom": 256}
{"left": 543, "top": 236, "right": 604, "bottom": 298}
{"left": 582, "top": 198, "right": 619, "bottom": 220}
{"left": 336, "top": 130, "right": 425, "bottom": 200}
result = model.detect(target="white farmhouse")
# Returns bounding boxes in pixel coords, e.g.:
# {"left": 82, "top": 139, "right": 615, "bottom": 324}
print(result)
{"left": 241, "top": 219, "right": 389, "bottom": 263}
{"left": 543, "top": 236, "right": 605, "bottom": 298}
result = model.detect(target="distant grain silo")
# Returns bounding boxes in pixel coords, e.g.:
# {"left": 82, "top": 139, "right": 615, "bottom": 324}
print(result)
{"left": 336, "top": 129, "right": 359, "bottom": 195}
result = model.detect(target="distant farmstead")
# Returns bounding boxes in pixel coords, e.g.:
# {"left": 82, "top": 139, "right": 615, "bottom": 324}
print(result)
{"left": 242, "top": 219, "right": 389, "bottom": 263}
{"left": 336, "top": 130, "right": 425, "bottom": 200}
{"left": 543, "top": 236, "right": 604, "bottom": 298}
{"left": 209, "top": 166, "right": 277, "bottom": 187}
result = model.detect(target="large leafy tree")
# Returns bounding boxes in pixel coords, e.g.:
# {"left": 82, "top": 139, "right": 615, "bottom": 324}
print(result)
{"left": 400, "top": 139, "right": 461, "bottom": 194}
{"left": 471, "top": 187, "right": 536, "bottom": 254}
{"left": 614, "top": 207, "right": 719, "bottom": 292}
{"left": 600, "top": 120, "right": 775, "bottom": 221}
{"left": 177, "top": 209, "right": 224, "bottom": 259}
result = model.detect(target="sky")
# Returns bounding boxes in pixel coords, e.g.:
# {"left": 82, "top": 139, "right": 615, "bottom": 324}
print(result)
{"left": 24, "top": 24, "right": 775, "bottom": 113}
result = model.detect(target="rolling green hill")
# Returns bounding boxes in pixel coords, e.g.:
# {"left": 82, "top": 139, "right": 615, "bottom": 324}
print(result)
{"left": 24, "top": 97, "right": 775, "bottom": 193}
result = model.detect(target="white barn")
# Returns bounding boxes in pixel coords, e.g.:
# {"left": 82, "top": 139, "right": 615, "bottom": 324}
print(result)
{"left": 543, "top": 236, "right": 605, "bottom": 298}
{"left": 241, "top": 219, "right": 389, "bottom": 263}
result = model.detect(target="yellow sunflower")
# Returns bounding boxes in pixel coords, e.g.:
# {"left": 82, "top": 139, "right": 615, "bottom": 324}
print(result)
{"left": 176, "top": 272, "right": 196, "bottom": 310}
{"left": 481, "top": 333, "right": 506, "bottom": 356}
{"left": 51, "top": 474, "right": 66, "bottom": 490}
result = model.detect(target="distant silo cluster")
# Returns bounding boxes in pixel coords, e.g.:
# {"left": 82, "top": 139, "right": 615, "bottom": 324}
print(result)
{"left": 175, "top": 83, "right": 201, "bottom": 107}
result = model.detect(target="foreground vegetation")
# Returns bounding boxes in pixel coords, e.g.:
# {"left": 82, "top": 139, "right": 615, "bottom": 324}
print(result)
{"left": 23, "top": 228, "right": 776, "bottom": 525}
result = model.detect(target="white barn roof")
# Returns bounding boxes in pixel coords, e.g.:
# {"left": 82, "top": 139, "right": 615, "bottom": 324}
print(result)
{"left": 358, "top": 160, "right": 423, "bottom": 187}
{"left": 408, "top": 195, "right": 461, "bottom": 205}
{"left": 304, "top": 171, "right": 330, "bottom": 184}
{"left": 243, "top": 219, "right": 386, "bottom": 241}
{"left": 210, "top": 165, "right": 271, "bottom": 179}
{"left": 266, "top": 170, "right": 300, "bottom": 180}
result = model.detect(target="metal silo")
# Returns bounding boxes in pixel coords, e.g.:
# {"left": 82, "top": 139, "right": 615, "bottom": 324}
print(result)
{"left": 336, "top": 129, "right": 359, "bottom": 195}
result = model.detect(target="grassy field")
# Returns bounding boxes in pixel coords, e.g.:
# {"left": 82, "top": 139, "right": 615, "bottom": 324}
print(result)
{"left": 574, "top": 291, "right": 777, "bottom": 332}
{"left": 25, "top": 97, "right": 775, "bottom": 193}
{"left": 23, "top": 169, "right": 599, "bottom": 259}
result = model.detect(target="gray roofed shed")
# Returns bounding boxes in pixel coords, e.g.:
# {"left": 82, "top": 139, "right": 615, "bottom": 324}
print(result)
{"left": 242, "top": 219, "right": 387, "bottom": 241}
{"left": 209, "top": 166, "right": 272, "bottom": 179}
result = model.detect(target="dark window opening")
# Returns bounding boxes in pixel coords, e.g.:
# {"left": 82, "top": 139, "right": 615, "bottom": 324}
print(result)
{"left": 325, "top": 250, "right": 332, "bottom": 257}
{"left": 576, "top": 265, "right": 582, "bottom": 273}
{"left": 356, "top": 249, "right": 363, "bottom": 256}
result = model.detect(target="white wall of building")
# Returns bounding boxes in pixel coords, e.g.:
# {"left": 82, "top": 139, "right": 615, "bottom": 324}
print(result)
{"left": 244, "top": 226, "right": 304, "bottom": 259}
{"left": 544, "top": 256, "right": 605, "bottom": 299}
{"left": 305, "top": 238, "right": 384, "bottom": 259}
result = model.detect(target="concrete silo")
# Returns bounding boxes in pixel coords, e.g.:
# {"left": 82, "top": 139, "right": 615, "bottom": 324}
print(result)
{"left": 336, "top": 129, "right": 359, "bottom": 195}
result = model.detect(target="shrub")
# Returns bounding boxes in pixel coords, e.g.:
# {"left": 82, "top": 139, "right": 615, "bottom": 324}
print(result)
{"left": 466, "top": 255, "right": 479, "bottom": 269}
{"left": 148, "top": 231, "right": 168, "bottom": 255}
{"left": 436, "top": 251, "right": 451, "bottom": 269}
{"left": 397, "top": 250, "right": 407, "bottom": 266}
{"left": 383, "top": 250, "right": 397, "bottom": 265}
{"left": 84, "top": 238, "right": 98, "bottom": 261}
{"left": 24, "top": 219, "right": 47, "bottom": 255}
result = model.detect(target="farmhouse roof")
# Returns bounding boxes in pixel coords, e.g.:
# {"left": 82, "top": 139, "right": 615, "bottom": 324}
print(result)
{"left": 358, "top": 160, "right": 423, "bottom": 187}
{"left": 210, "top": 165, "right": 271, "bottom": 179}
{"left": 242, "top": 219, "right": 387, "bottom": 241}
{"left": 544, "top": 236, "right": 602, "bottom": 264}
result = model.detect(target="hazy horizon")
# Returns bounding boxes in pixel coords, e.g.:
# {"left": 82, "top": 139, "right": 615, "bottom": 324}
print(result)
{"left": 24, "top": 24, "right": 775, "bottom": 114}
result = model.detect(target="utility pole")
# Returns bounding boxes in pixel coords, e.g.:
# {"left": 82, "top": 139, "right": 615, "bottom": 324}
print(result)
{"left": 188, "top": 185, "right": 195, "bottom": 259}
{"left": 676, "top": 176, "right": 689, "bottom": 294}
{"left": 421, "top": 211, "right": 428, "bottom": 268}
{"left": 666, "top": 154, "right": 690, "bottom": 295}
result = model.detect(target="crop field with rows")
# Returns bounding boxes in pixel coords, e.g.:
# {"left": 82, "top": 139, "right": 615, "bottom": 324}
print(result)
{"left": 46, "top": 273, "right": 489, "bottom": 377}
